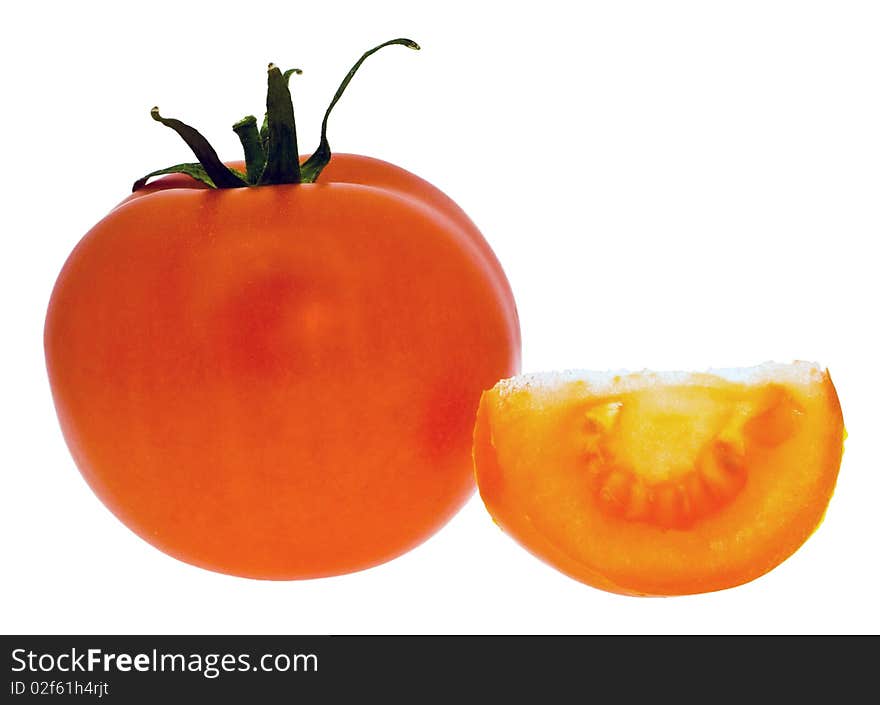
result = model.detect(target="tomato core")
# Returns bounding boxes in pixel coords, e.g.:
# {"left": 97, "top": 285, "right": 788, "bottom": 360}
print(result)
{"left": 584, "top": 384, "right": 802, "bottom": 529}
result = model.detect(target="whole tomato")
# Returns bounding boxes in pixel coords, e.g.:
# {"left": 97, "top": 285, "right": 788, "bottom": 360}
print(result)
{"left": 44, "top": 40, "right": 520, "bottom": 579}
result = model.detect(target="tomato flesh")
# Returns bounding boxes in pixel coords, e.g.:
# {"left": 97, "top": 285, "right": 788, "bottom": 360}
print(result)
{"left": 474, "top": 363, "right": 844, "bottom": 596}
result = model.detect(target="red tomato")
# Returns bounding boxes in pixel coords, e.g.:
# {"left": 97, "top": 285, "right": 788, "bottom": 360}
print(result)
{"left": 45, "top": 40, "right": 520, "bottom": 578}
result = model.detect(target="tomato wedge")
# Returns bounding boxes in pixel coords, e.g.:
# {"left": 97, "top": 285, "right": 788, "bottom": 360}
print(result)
{"left": 473, "top": 362, "right": 845, "bottom": 596}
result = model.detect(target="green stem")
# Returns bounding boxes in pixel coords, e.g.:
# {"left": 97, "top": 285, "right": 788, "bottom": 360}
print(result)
{"left": 133, "top": 41, "right": 419, "bottom": 191}
{"left": 259, "top": 64, "right": 301, "bottom": 184}
{"left": 149, "top": 107, "right": 248, "bottom": 188}
{"left": 232, "top": 116, "right": 265, "bottom": 183}
{"left": 260, "top": 69, "right": 301, "bottom": 153}
{"left": 300, "top": 38, "right": 419, "bottom": 183}
{"left": 132, "top": 162, "right": 215, "bottom": 192}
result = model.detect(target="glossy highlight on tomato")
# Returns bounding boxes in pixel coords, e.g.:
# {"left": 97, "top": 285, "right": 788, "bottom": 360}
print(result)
{"left": 473, "top": 363, "right": 844, "bottom": 596}
{"left": 45, "top": 41, "right": 521, "bottom": 579}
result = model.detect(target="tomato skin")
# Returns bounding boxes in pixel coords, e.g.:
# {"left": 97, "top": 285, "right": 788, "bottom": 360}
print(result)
{"left": 46, "top": 162, "right": 520, "bottom": 578}
{"left": 119, "top": 154, "right": 520, "bottom": 348}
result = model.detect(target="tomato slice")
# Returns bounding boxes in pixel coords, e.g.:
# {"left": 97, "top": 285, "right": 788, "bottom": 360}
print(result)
{"left": 473, "top": 362, "right": 845, "bottom": 596}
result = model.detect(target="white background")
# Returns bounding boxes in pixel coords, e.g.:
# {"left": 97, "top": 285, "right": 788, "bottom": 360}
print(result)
{"left": 2, "top": 1, "right": 878, "bottom": 634}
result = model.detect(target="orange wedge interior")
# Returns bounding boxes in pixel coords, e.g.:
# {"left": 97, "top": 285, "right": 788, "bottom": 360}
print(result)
{"left": 473, "top": 362, "right": 845, "bottom": 596}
